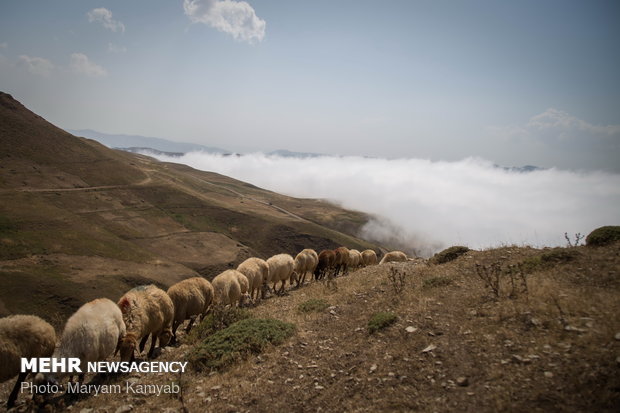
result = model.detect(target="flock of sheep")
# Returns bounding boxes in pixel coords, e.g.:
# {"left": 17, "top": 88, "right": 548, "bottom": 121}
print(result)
{"left": 0, "top": 246, "right": 409, "bottom": 408}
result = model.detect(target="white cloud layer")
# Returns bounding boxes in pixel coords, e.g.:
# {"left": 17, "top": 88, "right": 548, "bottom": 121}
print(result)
{"left": 17, "top": 55, "right": 54, "bottom": 76}
{"left": 87, "top": 8, "right": 125, "bottom": 33}
{"left": 70, "top": 53, "right": 107, "bottom": 77}
{"left": 148, "top": 152, "right": 620, "bottom": 257}
{"left": 183, "top": 0, "right": 266, "bottom": 43}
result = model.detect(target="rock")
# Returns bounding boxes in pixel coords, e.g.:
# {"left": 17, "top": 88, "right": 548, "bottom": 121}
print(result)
{"left": 544, "top": 371, "right": 554, "bottom": 378}
{"left": 512, "top": 355, "right": 524, "bottom": 364}
{"left": 315, "top": 385, "right": 324, "bottom": 390}
{"left": 370, "top": 364, "right": 378, "bottom": 373}
{"left": 615, "top": 332, "right": 620, "bottom": 341}
{"left": 564, "top": 325, "right": 586, "bottom": 333}
{"left": 422, "top": 344, "right": 437, "bottom": 353}
{"left": 210, "top": 385, "right": 222, "bottom": 391}
{"left": 80, "top": 409, "right": 94, "bottom": 413}
{"left": 456, "top": 377, "right": 469, "bottom": 387}
{"left": 405, "top": 326, "right": 418, "bottom": 333}
{"left": 115, "top": 405, "right": 133, "bottom": 413}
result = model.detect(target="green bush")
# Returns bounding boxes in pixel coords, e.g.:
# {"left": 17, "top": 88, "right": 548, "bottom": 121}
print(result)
{"left": 521, "top": 248, "right": 578, "bottom": 273}
{"left": 431, "top": 246, "right": 470, "bottom": 264}
{"left": 586, "top": 226, "right": 620, "bottom": 247}
{"left": 298, "top": 298, "right": 330, "bottom": 313}
{"left": 189, "top": 318, "right": 296, "bottom": 371}
{"left": 187, "top": 306, "right": 251, "bottom": 343}
{"left": 368, "top": 312, "right": 397, "bottom": 334}
{"left": 423, "top": 276, "right": 453, "bottom": 289}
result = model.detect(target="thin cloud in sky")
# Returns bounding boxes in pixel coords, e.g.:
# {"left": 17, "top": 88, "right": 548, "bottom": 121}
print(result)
{"left": 148, "top": 152, "right": 620, "bottom": 257}
{"left": 87, "top": 8, "right": 125, "bottom": 33}
{"left": 69, "top": 53, "right": 107, "bottom": 77}
{"left": 17, "top": 55, "right": 54, "bottom": 77}
{"left": 492, "top": 108, "right": 620, "bottom": 143}
{"left": 107, "top": 43, "right": 127, "bottom": 53}
{"left": 183, "top": 0, "right": 266, "bottom": 44}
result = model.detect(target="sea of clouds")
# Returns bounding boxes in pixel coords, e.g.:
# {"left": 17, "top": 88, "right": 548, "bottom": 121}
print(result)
{"left": 149, "top": 152, "right": 620, "bottom": 257}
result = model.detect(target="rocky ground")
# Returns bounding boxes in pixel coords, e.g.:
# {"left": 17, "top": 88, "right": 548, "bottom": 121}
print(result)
{"left": 2, "top": 242, "right": 619, "bottom": 412}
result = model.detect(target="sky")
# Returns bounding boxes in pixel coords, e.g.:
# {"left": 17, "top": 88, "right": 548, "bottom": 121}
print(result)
{"left": 1, "top": 0, "right": 619, "bottom": 171}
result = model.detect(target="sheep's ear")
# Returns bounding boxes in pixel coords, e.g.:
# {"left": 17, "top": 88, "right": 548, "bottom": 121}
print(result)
{"left": 118, "top": 298, "right": 130, "bottom": 311}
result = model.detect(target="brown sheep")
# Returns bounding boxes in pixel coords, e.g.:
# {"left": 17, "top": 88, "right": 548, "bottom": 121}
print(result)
{"left": 334, "top": 246, "right": 350, "bottom": 276}
{"left": 314, "top": 249, "right": 336, "bottom": 281}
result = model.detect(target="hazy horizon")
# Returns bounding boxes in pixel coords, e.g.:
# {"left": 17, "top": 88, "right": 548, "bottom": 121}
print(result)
{"left": 1, "top": 1, "right": 619, "bottom": 172}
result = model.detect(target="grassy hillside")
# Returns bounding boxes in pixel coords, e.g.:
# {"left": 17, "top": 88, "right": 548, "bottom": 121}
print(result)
{"left": 0, "top": 92, "right": 380, "bottom": 319}
{"left": 2, "top": 242, "right": 617, "bottom": 412}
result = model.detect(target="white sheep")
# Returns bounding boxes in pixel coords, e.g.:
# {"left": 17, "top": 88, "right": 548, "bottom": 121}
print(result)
{"left": 237, "top": 257, "right": 269, "bottom": 302}
{"left": 38, "top": 298, "right": 125, "bottom": 386}
{"left": 379, "top": 250, "right": 408, "bottom": 264}
{"left": 211, "top": 270, "right": 243, "bottom": 307}
{"left": 293, "top": 249, "right": 318, "bottom": 286}
{"left": 266, "top": 253, "right": 295, "bottom": 294}
{"left": 167, "top": 277, "right": 214, "bottom": 342}
{"left": 361, "top": 249, "right": 378, "bottom": 266}
{"left": 0, "top": 315, "right": 56, "bottom": 408}
{"left": 117, "top": 284, "right": 174, "bottom": 362}
{"left": 348, "top": 249, "right": 363, "bottom": 270}
{"left": 235, "top": 272, "right": 251, "bottom": 306}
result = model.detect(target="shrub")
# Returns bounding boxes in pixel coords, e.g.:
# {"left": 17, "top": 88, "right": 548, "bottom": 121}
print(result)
{"left": 387, "top": 266, "right": 407, "bottom": 294}
{"left": 298, "top": 298, "right": 330, "bottom": 313}
{"left": 521, "top": 248, "right": 578, "bottom": 273}
{"left": 368, "top": 312, "right": 397, "bottom": 334}
{"left": 431, "top": 246, "right": 470, "bottom": 264}
{"left": 187, "top": 306, "right": 250, "bottom": 343}
{"left": 585, "top": 226, "right": 620, "bottom": 247}
{"left": 189, "top": 318, "right": 296, "bottom": 371}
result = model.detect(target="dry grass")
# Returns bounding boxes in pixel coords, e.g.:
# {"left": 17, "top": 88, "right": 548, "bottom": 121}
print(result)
{"left": 1, "top": 243, "right": 619, "bottom": 412}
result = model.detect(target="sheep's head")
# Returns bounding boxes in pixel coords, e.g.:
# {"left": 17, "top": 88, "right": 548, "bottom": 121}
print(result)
{"left": 159, "top": 328, "right": 173, "bottom": 347}
{"left": 119, "top": 332, "right": 138, "bottom": 362}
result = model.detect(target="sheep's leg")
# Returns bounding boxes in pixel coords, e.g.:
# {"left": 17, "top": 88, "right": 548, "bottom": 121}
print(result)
{"left": 171, "top": 321, "right": 180, "bottom": 344}
{"left": 139, "top": 334, "right": 149, "bottom": 353}
{"left": 185, "top": 317, "right": 196, "bottom": 334}
{"left": 7, "top": 372, "right": 27, "bottom": 408}
{"left": 147, "top": 333, "right": 157, "bottom": 359}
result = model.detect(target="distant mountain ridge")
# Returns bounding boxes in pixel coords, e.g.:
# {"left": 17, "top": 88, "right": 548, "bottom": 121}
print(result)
{"left": 67, "top": 129, "right": 229, "bottom": 154}
{"left": 69, "top": 129, "right": 543, "bottom": 173}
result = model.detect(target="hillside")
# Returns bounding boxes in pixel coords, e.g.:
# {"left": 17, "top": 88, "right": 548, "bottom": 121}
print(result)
{"left": 1, "top": 242, "right": 618, "bottom": 412}
{"left": 0, "top": 92, "right": 380, "bottom": 319}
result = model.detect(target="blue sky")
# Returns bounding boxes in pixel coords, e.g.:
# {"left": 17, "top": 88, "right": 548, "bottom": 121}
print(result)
{"left": 1, "top": 0, "right": 619, "bottom": 171}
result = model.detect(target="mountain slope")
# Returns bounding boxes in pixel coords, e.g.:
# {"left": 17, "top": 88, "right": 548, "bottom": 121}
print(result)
{"left": 0, "top": 92, "right": 381, "bottom": 318}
